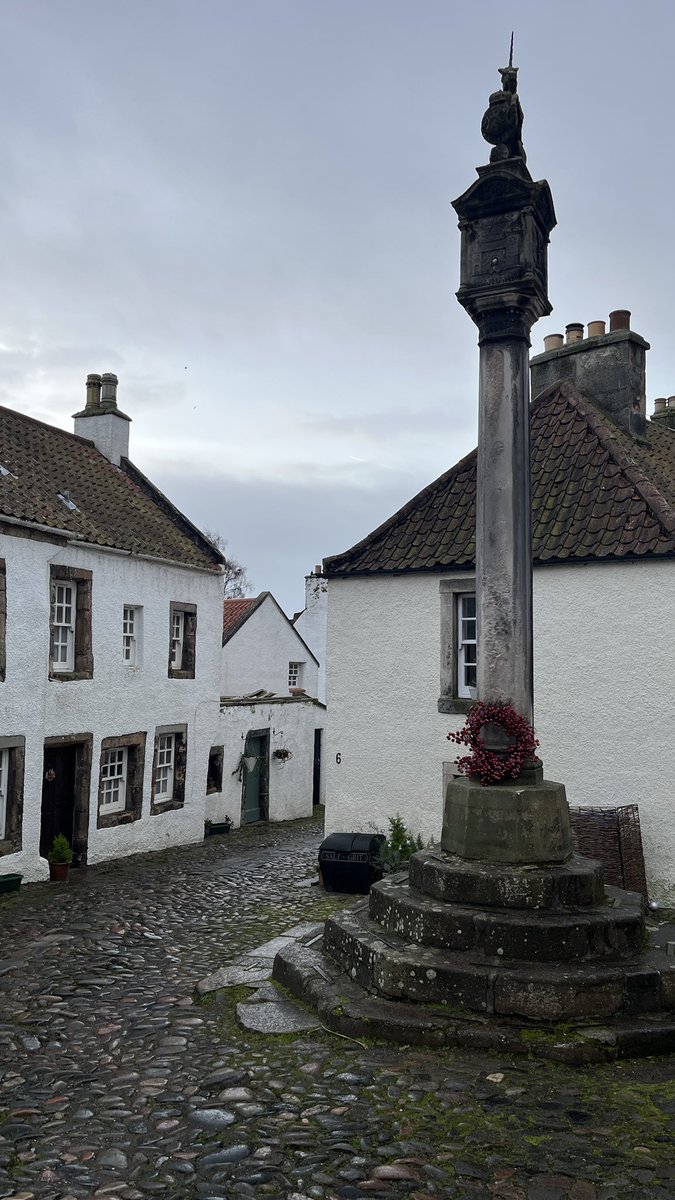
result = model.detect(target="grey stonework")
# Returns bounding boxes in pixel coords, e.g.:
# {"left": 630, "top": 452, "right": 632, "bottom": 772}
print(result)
{"left": 530, "top": 328, "right": 649, "bottom": 435}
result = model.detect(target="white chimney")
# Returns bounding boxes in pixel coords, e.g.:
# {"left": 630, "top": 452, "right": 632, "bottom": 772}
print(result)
{"left": 73, "top": 371, "right": 131, "bottom": 465}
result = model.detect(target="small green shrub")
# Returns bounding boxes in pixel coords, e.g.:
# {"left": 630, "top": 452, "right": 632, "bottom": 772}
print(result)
{"left": 48, "top": 834, "right": 73, "bottom": 864}
{"left": 375, "top": 814, "right": 424, "bottom": 874}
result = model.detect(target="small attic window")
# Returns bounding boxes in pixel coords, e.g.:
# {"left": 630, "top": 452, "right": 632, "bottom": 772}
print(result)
{"left": 57, "top": 490, "right": 80, "bottom": 513}
{"left": 0, "top": 463, "right": 16, "bottom": 478}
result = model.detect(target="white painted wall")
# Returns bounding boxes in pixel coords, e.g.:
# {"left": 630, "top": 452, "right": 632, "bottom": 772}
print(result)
{"left": 0, "top": 530, "right": 222, "bottom": 882}
{"left": 209, "top": 698, "right": 323, "bottom": 826}
{"left": 221, "top": 594, "right": 319, "bottom": 699}
{"left": 294, "top": 572, "right": 328, "bottom": 704}
{"left": 325, "top": 561, "right": 675, "bottom": 903}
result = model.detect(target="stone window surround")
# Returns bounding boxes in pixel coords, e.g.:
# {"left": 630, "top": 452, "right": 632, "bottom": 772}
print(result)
{"left": 0, "top": 559, "right": 5, "bottom": 682}
{"left": 206, "top": 745, "right": 224, "bottom": 794}
{"left": 168, "top": 602, "right": 197, "bottom": 680}
{"left": 49, "top": 566, "right": 94, "bottom": 682}
{"left": 151, "top": 723, "right": 187, "bottom": 814}
{"left": 438, "top": 573, "right": 477, "bottom": 715}
{"left": 0, "top": 735, "right": 25, "bottom": 855}
{"left": 97, "top": 732, "right": 147, "bottom": 829}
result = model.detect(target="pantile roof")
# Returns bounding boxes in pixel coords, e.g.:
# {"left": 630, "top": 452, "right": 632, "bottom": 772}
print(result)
{"left": 0, "top": 405, "right": 223, "bottom": 571}
{"left": 222, "top": 596, "right": 263, "bottom": 642}
{"left": 325, "top": 382, "right": 675, "bottom": 576}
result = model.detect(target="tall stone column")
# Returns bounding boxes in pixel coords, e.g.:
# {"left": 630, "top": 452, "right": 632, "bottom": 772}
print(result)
{"left": 477, "top": 324, "right": 533, "bottom": 723}
{"left": 442, "top": 63, "right": 571, "bottom": 865}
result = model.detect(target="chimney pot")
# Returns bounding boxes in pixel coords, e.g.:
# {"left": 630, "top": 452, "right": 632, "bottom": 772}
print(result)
{"left": 609, "top": 309, "right": 631, "bottom": 332}
{"left": 587, "top": 320, "right": 606, "bottom": 338}
{"left": 544, "top": 334, "right": 564, "bottom": 352}
{"left": 100, "top": 372, "right": 118, "bottom": 408}
{"left": 653, "top": 397, "right": 667, "bottom": 414}
{"left": 85, "top": 372, "right": 102, "bottom": 412}
{"left": 565, "top": 323, "right": 584, "bottom": 344}
{"left": 314, "top": 564, "right": 322, "bottom": 575}
{"left": 668, "top": 397, "right": 675, "bottom": 410}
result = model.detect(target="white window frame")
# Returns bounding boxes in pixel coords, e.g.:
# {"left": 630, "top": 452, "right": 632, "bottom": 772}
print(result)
{"left": 288, "top": 661, "right": 303, "bottom": 689}
{"left": 123, "top": 605, "right": 141, "bottom": 666}
{"left": 0, "top": 747, "right": 8, "bottom": 839}
{"left": 154, "top": 733, "right": 175, "bottom": 801}
{"left": 51, "top": 581, "right": 77, "bottom": 673}
{"left": 100, "top": 747, "right": 128, "bottom": 814}
{"left": 170, "top": 611, "right": 184, "bottom": 669}
{"left": 457, "top": 592, "right": 477, "bottom": 699}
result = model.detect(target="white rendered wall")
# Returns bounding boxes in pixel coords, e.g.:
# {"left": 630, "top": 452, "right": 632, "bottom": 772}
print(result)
{"left": 325, "top": 561, "right": 675, "bottom": 903}
{"left": 209, "top": 699, "right": 322, "bottom": 826}
{"left": 0, "top": 530, "right": 222, "bottom": 882}
{"left": 294, "top": 573, "right": 328, "bottom": 704}
{"left": 221, "top": 595, "right": 319, "bottom": 699}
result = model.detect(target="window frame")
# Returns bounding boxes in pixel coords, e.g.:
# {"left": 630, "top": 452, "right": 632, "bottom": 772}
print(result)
{"left": 99, "top": 747, "right": 128, "bottom": 814}
{"left": 51, "top": 580, "right": 77, "bottom": 672}
{"left": 168, "top": 603, "right": 197, "bottom": 679}
{"left": 123, "top": 605, "right": 142, "bottom": 666}
{"left": 457, "top": 592, "right": 477, "bottom": 700}
{"left": 97, "top": 732, "right": 146, "bottom": 829}
{"left": 288, "top": 661, "right": 304, "bottom": 690}
{"left": 151, "top": 724, "right": 187, "bottom": 814}
{"left": 49, "top": 566, "right": 94, "bottom": 681}
{"left": 438, "top": 575, "right": 478, "bottom": 715}
{"left": 0, "top": 735, "right": 25, "bottom": 853}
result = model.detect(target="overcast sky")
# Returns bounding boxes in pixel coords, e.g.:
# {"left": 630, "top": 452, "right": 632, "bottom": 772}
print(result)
{"left": 2, "top": 0, "right": 674, "bottom": 613}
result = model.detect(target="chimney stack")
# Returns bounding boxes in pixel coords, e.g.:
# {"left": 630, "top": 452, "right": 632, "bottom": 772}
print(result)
{"left": 531, "top": 309, "right": 649, "bottom": 436}
{"left": 73, "top": 370, "right": 131, "bottom": 465}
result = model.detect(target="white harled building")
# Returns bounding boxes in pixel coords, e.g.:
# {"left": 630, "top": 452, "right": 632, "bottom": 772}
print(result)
{"left": 0, "top": 372, "right": 224, "bottom": 881}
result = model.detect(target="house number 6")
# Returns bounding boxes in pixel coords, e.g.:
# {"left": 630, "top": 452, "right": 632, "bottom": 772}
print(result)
{"left": 335, "top": 753, "right": 341, "bottom": 764}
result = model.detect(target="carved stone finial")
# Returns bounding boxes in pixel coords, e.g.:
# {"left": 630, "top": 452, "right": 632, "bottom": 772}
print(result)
{"left": 481, "top": 56, "right": 526, "bottom": 165}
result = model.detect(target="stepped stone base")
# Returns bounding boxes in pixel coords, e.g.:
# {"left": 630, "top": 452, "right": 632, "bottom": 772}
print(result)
{"left": 273, "top": 929, "right": 675, "bottom": 1064}
{"left": 271, "top": 837, "right": 675, "bottom": 1059}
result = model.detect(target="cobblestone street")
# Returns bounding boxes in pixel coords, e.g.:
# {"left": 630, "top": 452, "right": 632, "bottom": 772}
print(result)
{"left": 0, "top": 811, "right": 674, "bottom": 1200}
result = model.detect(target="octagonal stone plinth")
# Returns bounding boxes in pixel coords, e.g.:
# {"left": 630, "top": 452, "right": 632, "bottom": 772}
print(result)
{"left": 442, "top": 773, "right": 572, "bottom": 864}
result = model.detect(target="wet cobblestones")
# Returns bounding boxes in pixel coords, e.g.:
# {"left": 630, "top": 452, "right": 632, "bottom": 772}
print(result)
{"left": 0, "top": 812, "right": 674, "bottom": 1199}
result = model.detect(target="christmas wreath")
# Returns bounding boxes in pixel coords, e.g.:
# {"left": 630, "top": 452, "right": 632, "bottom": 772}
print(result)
{"left": 447, "top": 701, "right": 539, "bottom": 786}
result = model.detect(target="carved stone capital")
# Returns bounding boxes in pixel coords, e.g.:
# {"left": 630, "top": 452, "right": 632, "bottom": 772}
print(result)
{"left": 477, "top": 308, "right": 532, "bottom": 344}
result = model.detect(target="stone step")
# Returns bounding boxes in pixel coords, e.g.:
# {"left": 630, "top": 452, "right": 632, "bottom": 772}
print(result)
{"left": 323, "top": 906, "right": 672, "bottom": 1021}
{"left": 368, "top": 876, "right": 644, "bottom": 962}
{"left": 272, "top": 933, "right": 675, "bottom": 1063}
{"left": 409, "top": 848, "right": 606, "bottom": 910}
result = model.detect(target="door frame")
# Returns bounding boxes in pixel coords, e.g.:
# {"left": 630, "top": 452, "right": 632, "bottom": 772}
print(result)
{"left": 42, "top": 734, "right": 93, "bottom": 866}
{"left": 241, "top": 728, "right": 269, "bottom": 824}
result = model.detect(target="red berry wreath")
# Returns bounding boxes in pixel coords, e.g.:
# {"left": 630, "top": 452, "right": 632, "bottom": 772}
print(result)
{"left": 447, "top": 701, "right": 539, "bottom": 786}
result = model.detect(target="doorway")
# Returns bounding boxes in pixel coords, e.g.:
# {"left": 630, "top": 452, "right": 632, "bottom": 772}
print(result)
{"left": 312, "top": 728, "right": 323, "bottom": 806}
{"left": 241, "top": 729, "right": 269, "bottom": 824}
{"left": 40, "top": 736, "right": 92, "bottom": 865}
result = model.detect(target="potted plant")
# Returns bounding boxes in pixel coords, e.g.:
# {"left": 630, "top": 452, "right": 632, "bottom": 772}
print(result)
{"left": 204, "top": 814, "right": 233, "bottom": 838}
{"left": 48, "top": 833, "right": 73, "bottom": 882}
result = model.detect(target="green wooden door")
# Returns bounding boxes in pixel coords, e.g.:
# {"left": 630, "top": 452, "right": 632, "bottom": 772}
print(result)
{"left": 242, "top": 732, "right": 268, "bottom": 824}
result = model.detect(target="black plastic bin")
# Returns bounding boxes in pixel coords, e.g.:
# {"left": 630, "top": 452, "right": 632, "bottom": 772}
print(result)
{"left": 318, "top": 832, "right": 385, "bottom": 894}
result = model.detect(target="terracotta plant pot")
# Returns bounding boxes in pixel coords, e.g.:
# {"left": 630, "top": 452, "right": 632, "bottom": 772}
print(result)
{"left": 49, "top": 861, "right": 70, "bottom": 882}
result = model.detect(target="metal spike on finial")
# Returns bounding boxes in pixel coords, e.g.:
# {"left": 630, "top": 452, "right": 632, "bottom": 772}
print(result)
{"left": 509, "top": 31, "right": 514, "bottom": 68}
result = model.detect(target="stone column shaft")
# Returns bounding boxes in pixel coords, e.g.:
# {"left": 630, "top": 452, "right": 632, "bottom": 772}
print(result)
{"left": 476, "top": 335, "right": 533, "bottom": 724}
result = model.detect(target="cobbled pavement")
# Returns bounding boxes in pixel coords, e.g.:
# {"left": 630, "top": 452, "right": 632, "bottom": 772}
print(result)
{"left": 0, "top": 811, "right": 674, "bottom": 1200}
